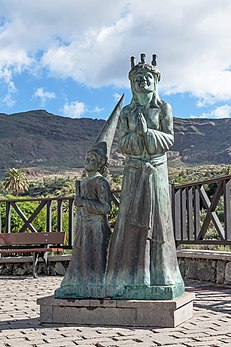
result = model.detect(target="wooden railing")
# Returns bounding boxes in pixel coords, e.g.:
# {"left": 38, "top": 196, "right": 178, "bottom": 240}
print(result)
{"left": 0, "top": 175, "right": 230, "bottom": 249}
{"left": 171, "top": 175, "right": 231, "bottom": 246}
{"left": 0, "top": 196, "right": 75, "bottom": 249}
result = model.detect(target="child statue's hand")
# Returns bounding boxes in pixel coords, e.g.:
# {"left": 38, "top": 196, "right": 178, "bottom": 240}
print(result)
{"left": 74, "top": 196, "right": 84, "bottom": 207}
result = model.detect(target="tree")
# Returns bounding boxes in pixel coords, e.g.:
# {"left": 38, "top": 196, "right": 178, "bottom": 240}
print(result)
{"left": 3, "top": 168, "right": 29, "bottom": 196}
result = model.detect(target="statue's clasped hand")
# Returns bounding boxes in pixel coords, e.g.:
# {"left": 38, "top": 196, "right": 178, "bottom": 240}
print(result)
{"left": 136, "top": 113, "right": 147, "bottom": 135}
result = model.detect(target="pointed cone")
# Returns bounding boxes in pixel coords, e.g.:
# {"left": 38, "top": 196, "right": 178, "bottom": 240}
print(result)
{"left": 93, "top": 94, "right": 124, "bottom": 157}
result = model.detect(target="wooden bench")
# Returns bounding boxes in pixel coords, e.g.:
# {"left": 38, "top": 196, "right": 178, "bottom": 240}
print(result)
{"left": 0, "top": 232, "right": 66, "bottom": 277}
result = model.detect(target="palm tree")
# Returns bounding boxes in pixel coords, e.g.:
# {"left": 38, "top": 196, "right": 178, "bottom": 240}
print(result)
{"left": 3, "top": 168, "right": 29, "bottom": 196}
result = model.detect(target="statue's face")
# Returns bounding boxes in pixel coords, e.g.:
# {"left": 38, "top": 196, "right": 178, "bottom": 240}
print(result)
{"left": 133, "top": 69, "right": 155, "bottom": 94}
{"left": 84, "top": 152, "right": 99, "bottom": 172}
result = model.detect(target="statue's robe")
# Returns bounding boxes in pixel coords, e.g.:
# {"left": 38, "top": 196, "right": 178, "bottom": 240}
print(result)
{"left": 106, "top": 102, "right": 184, "bottom": 299}
{"left": 55, "top": 174, "right": 111, "bottom": 298}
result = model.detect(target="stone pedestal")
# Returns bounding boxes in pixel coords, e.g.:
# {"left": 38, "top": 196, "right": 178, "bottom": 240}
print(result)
{"left": 37, "top": 292, "right": 194, "bottom": 328}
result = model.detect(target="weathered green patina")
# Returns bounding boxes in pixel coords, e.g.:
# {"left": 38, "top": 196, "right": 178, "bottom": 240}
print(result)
{"left": 55, "top": 146, "right": 112, "bottom": 299}
{"left": 106, "top": 54, "right": 185, "bottom": 300}
{"left": 55, "top": 55, "right": 184, "bottom": 301}
{"left": 54, "top": 96, "right": 124, "bottom": 299}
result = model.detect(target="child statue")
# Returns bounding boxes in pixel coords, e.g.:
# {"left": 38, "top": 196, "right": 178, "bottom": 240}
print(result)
{"left": 55, "top": 96, "right": 124, "bottom": 299}
{"left": 55, "top": 143, "right": 111, "bottom": 298}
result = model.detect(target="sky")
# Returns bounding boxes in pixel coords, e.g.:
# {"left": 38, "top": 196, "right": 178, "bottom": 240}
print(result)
{"left": 1, "top": 0, "right": 231, "bottom": 120}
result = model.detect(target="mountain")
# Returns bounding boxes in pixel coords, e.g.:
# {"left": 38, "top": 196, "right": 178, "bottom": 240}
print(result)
{"left": 0, "top": 110, "right": 104, "bottom": 171}
{"left": 0, "top": 110, "right": 230, "bottom": 175}
{"left": 171, "top": 117, "right": 231, "bottom": 165}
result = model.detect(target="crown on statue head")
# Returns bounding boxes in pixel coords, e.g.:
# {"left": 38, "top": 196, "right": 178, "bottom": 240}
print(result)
{"left": 128, "top": 53, "right": 161, "bottom": 82}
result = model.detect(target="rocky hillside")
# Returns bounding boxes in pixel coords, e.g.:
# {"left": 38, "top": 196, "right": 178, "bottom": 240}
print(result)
{"left": 0, "top": 110, "right": 230, "bottom": 175}
{"left": 171, "top": 117, "right": 231, "bottom": 165}
{"left": 0, "top": 110, "right": 104, "bottom": 170}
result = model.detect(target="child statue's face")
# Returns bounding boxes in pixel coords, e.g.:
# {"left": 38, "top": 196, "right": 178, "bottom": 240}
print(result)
{"left": 84, "top": 151, "right": 100, "bottom": 173}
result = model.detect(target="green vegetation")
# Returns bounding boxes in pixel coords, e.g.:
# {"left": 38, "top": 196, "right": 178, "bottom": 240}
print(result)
{"left": 0, "top": 164, "right": 230, "bottom": 251}
{"left": 0, "top": 197, "right": 69, "bottom": 234}
{"left": 0, "top": 171, "right": 78, "bottom": 236}
{"left": 3, "top": 168, "right": 29, "bottom": 196}
{"left": 26, "top": 176, "right": 76, "bottom": 197}
{"left": 168, "top": 164, "right": 231, "bottom": 185}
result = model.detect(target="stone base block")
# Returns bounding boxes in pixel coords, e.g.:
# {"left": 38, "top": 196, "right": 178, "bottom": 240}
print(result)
{"left": 106, "top": 281, "right": 185, "bottom": 300}
{"left": 37, "top": 292, "right": 195, "bottom": 328}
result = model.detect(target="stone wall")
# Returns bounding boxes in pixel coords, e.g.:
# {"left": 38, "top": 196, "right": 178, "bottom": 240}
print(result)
{"left": 0, "top": 254, "right": 71, "bottom": 277}
{"left": 177, "top": 250, "right": 231, "bottom": 285}
{"left": 0, "top": 250, "right": 231, "bottom": 285}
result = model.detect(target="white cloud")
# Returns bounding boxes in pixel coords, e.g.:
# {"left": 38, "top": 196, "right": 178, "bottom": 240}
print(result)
{"left": 41, "top": 14, "right": 132, "bottom": 87}
{"left": 33, "top": 87, "right": 56, "bottom": 106}
{"left": 191, "top": 104, "right": 231, "bottom": 119}
{"left": 1, "top": 1, "right": 231, "bottom": 105}
{"left": 62, "top": 101, "right": 86, "bottom": 118}
{"left": 113, "top": 93, "right": 123, "bottom": 102}
{"left": 0, "top": 67, "right": 17, "bottom": 107}
{"left": 2, "top": 89, "right": 16, "bottom": 107}
{"left": 61, "top": 101, "right": 104, "bottom": 118}
{"left": 91, "top": 106, "right": 104, "bottom": 114}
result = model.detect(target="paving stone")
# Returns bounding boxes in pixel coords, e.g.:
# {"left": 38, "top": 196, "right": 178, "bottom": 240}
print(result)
{"left": 0, "top": 276, "right": 231, "bottom": 346}
{"left": 74, "top": 342, "right": 99, "bottom": 346}
{"left": 220, "top": 337, "right": 231, "bottom": 343}
{"left": 36, "top": 342, "right": 78, "bottom": 347}
{"left": 183, "top": 342, "right": 227, "bottom": 347}
{"left": 151, "top": 335, "right": 183, "bottom": 345}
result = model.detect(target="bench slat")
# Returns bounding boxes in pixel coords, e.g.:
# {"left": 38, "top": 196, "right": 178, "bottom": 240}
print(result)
{"left": 0, "top": 232, "right": 65, "bottom": 246}
{"left": 0, "top": 247, "right": 64, "bottom": 254}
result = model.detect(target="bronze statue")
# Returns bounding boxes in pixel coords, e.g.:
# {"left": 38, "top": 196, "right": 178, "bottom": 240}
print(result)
{"left": 55, "top": 96, "right": 124, "bottom": 299}
{"left": 106, "top": 54, "right": 184, "bottom": 300}
{"left": 55, "top": 143, "right": 111, "bottom": 298}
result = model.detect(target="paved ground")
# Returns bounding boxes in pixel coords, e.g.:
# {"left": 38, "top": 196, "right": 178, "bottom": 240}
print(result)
{"left": 0, "top": 276, "right": 230, "bottom": 347}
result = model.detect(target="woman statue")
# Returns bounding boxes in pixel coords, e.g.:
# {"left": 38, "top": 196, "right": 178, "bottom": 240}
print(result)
{"left": 106, "top": 54, "right": 184, "bottom": 300}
